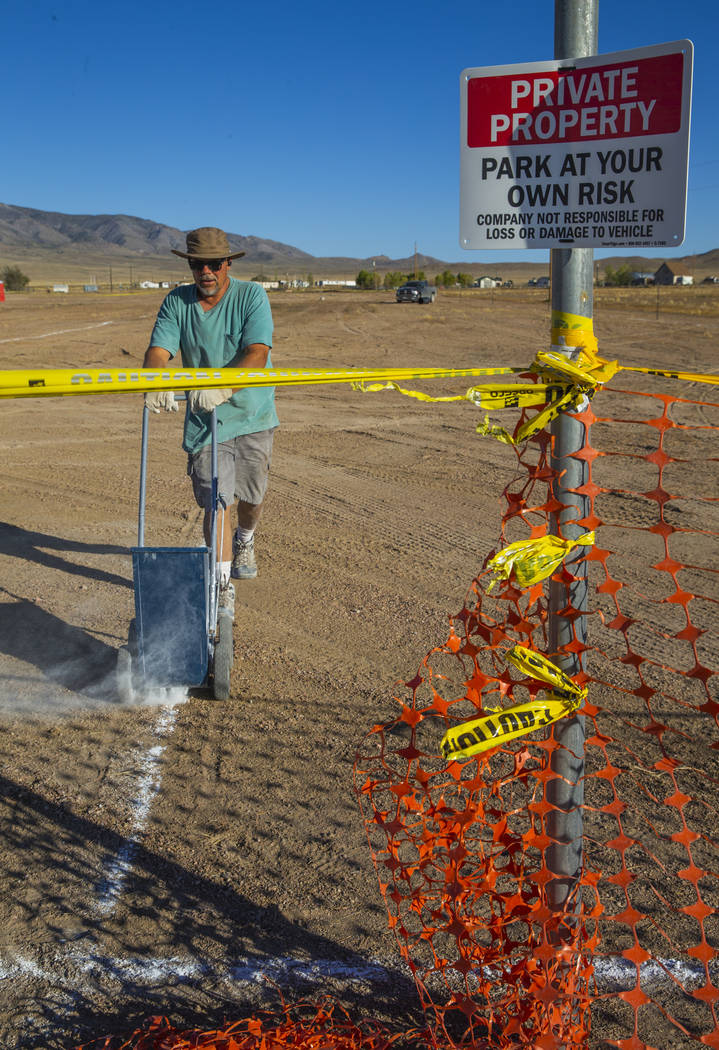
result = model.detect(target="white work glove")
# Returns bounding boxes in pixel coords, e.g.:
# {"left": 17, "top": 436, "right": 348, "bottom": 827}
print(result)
{"left": 188, "top": 388, "right": 233, "bottom": 413}
{"left": 145, "top": 390, "right": 179, "bottom": 413}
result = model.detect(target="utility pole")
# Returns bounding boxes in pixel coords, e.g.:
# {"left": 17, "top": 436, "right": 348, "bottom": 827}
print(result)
{"left": 546, "top": 0, "right": 597, "bottom": 940}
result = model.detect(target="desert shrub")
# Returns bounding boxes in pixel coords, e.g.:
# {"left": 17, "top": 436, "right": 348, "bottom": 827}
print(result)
{"left": 2, "top": 265, "right": 30, "bottom": 290}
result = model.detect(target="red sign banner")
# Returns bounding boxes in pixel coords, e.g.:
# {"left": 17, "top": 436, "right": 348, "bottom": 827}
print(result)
{"left": 467, "top": 52, "right": 684, "bottom": 148}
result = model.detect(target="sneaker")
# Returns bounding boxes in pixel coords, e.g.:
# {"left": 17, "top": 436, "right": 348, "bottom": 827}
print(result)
{"left": 231, "top": 534, "right": 257, "bottom": 579}
{"left": 218, "top": 580, "right": 235, "bottom": 620}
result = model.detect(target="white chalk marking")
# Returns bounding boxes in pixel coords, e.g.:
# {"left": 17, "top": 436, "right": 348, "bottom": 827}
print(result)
{"left": 594, "top": 954, "right": 713, "bottom": 991}
{"left": 0, "top": 952, "right": 52, "bottom": 982}
{"left": 0, "top": 949, "right": 399, "bottom": 988}
{"left": 95, "top": 704, "right": 179, "bottom": 914}
{"left": 0, "top": 321, "right": 114, "bottom": 344}
{"left": 0, "top": 948, "right": 715, "bottom": 995}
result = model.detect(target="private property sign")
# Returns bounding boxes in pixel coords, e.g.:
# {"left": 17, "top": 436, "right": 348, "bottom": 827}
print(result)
{"left": 460, "top": 40, "right": 693, "bottom": 250}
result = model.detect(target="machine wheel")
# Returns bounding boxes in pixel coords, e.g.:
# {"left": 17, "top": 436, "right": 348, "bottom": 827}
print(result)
{"left": 213, "top": 611, "right": 233, "bottom": 700}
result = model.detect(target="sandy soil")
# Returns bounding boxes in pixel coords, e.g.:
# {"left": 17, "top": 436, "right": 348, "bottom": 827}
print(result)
{"left": 0, "top": 287, "right": 717, "bottom": 1048}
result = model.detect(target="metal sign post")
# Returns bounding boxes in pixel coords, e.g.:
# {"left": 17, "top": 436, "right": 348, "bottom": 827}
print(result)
{"left": 546, "top": 0, "right": 597, "bottom": 938}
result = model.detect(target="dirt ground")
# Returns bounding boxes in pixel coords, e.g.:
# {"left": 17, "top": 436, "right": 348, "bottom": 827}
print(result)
{"left": 0, "top": 287, "right": 717, "bottom": 1049}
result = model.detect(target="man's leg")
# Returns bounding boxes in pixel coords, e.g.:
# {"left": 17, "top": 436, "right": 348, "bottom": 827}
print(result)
{"left": 238, "top": 500, "right": 263, "bottom": 532}
{"left": 231, "top": 500, "right": 263, "bottom": 579}
{"left": 189, "top": 444, "right": 237, "bottom": 617}
{"left": 203, "top": 504, "right": 235, "bottom": 565}
{"left": 230, "top": 429, "right": 275, "bottom": 580}
{"left": 200, "top": 498, "right": 263, "bottom": 572}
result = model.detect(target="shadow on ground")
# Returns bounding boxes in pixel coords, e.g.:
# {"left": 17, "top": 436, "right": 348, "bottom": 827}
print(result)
{"left": 0, "top": 522, "right": 132, "bottom": 590}
{"left": 0, "top": 772, "right": 420, "bottom": 1049}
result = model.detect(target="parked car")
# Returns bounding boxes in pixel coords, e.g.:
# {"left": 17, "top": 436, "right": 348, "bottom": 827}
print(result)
{"left": 396, "top": 280, "right": 437, "bottom": 303}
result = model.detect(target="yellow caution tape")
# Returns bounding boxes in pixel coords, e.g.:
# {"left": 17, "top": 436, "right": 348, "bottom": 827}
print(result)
{"left": 0, "top": 364, "right": 521, "bottom": 400}
{"left": 621, "top": 365, "right": 719, "bottom": 386}
{"left": 440, "top": 694, "right": 571, "bottom": 761}
{"left": 487, "top": 532, "right": 595, "bottom": 591}
{"left": 550, "top": 310, "right": 599, "bottom": 354}
{"left": 514, "top": 386, "right": 585, "bottom": 443}
{"left": 440, "top": 644, "right": 586, "bottom": 762}
{"left": 538, "top": 338, "right": 718, "bottom": 388}
{"left": 353, "top": 379, "right": 562, "bottom": 411}
{"left": 353, "top": 373, "right": 587, "bottom": 446}
{"left": 504, "top": 644, "right": 586, "bottom": 702}
{"left": 535, "top": 347, "right": 620, "bottom": 386}
{"left": 514, "top": 341, "right": 619, "bottom": 443}
{"left": 475, "top": 415, "right": 516, "bottom": 445}
{"left": 2, "top": 354, "right": 714, "bottom": 442}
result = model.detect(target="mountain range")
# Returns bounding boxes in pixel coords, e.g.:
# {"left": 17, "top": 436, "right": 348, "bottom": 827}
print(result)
{"left": 0, "top": 202, "right": 717, "bottom": 283}
{"left": 0, "top": 203, "right": 446, "bottom": 281}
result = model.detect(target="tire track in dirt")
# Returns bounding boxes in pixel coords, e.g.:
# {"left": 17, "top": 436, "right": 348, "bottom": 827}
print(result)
{"left": 272, "top": 456, "right": 487, "bottom": 563}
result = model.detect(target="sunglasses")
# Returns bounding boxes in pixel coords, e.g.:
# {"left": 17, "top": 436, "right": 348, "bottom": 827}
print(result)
{"left": 189, "top": 258, "right": 226, "bottom": 271}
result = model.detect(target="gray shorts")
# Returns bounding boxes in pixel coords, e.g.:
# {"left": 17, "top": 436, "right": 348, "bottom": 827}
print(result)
{"left": 188, "top": 428, "right": 275, "bottom": 510}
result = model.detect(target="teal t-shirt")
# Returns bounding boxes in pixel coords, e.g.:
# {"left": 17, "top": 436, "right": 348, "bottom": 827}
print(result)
{"left": 149, "top": 277, "right": 279, "bottom": 453}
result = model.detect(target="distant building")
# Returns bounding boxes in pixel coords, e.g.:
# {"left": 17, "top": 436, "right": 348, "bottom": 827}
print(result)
{"left": 52, "top": 284, "right": 69, "bottom": 293}
{"left": 83, "top": 284, "right": 99, "bottom": 293}
{"left": 139, "top": 280, "right": 160, "bottom": 289}
{"left": 654, "top": 263, "right": 675, "bottom": 285}
{"left": 631, "top": 272, "right": 655, "bottom": 286}
{"left": 475, "top": 275, "right": 502, "bottom": 288}
{"left": 655, "top": 264, "right": 693, "bottom": 285}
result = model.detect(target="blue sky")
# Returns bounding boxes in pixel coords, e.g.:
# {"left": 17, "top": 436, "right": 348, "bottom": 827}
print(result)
{"left": 2, "top": 1, "right": 716, "bottom": 263}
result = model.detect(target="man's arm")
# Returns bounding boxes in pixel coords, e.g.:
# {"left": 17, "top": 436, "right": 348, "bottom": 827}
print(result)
{"left": 143, "top": 344, "right": 268, "bottom": 370}
{"left": 142, "top": 346, "right": 177, "bottom": 412}
{"left": 225, "top": 343, "right": 270, "bottom": 396}
{"left": 143, "top": 346, "right": 173, "bottom": 368}
{"left": 142, "top": 343, "right": 271, "bottom": 413}
{"left": 231, "top": 343, "right": 270, "bottom": 369}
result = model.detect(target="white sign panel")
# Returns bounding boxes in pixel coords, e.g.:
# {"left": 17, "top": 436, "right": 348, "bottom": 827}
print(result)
{"left": 460, "top": 40, "right": 693, "bottom": 250}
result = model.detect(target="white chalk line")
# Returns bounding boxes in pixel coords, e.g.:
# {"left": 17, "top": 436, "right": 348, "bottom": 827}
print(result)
{"left": 0, "top": 947, "right": 715, "bottom": 994}
{"left": 0, "top": 949, "right": 393, "bottom": 988}
{"left": 95, "top": 702, "right": 181, "bottom": 914}
{"left": 0, "top": 320, "right": 114, "bottom": 344}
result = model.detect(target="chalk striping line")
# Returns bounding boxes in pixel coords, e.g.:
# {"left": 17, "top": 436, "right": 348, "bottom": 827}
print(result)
{"left": 0, "top": 320, "right": 114, "bottom": 344}
{"left": 95, "top": 703, "right": 180, "bottom": 915}
{"left": 0, "top": 949, "right": 397, "bottom": 988}
{"left": 0, "top": 948, "right": 715, "bottom": 995}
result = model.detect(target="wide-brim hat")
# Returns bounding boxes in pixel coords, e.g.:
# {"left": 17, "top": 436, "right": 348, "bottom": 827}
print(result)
{"left": 171, "top": 226, "right": 245, "bottom": 260}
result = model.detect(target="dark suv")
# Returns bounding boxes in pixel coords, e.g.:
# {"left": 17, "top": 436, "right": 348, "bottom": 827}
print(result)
{"left": 396, "top": 280, "right": 437, "bottom": 304}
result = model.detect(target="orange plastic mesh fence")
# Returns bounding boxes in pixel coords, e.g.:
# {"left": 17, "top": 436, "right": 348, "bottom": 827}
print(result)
{"left": 75, "top": 999, "right": 408, "bottom": 1049}
{"left": 354, "top": 378, "right": 719, "bottom": 1049}
{"left": 74, "top": 379, "right": 717, "bottom": 1050}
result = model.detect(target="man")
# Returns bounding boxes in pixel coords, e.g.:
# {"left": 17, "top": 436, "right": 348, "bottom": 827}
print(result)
{"left": 143, "top": 227, "right": 278, "bottom": 617}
